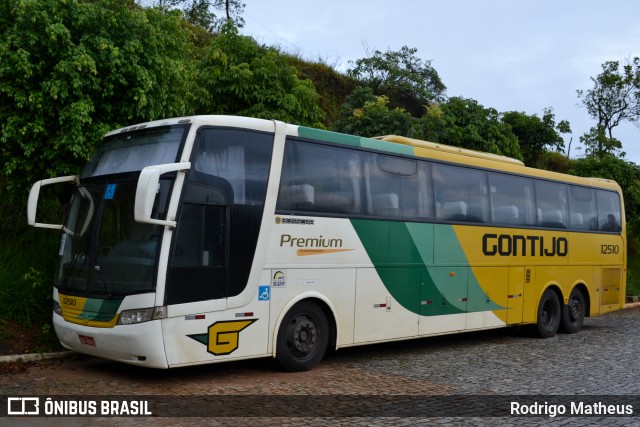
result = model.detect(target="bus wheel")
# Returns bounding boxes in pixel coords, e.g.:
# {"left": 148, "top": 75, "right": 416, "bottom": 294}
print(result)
{"left": 534, "top": 288, "right": 561, "bottom": 338}
{"left": 560, "top": 288, "right": 586, "bottom": 334}
{"left": 276, "top": 301, "right": 329, "bottom": 372}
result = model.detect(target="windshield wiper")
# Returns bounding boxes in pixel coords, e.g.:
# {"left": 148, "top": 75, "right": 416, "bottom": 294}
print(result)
{"left": 60, "top": 233, "right": 87, "bottom": 290}
{"left": 92, "top": 238, "right": 113, "bottom": 297}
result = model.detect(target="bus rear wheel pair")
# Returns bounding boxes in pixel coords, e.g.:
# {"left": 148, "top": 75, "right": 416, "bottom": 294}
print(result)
{"left": 534, "top": 287, "right": 586, "bottom": 338}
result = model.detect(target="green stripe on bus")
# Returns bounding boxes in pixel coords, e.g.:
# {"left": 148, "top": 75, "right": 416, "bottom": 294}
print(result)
{"left": 298, "top": 127, "right": 414, "bottom": 155}
{"left": 79, "top": 298, "right": 123, "bottom": 321}
{"left": 430, "top": 225, "right": 503, "bottom": 312}
{"left": 350, "top": 219, "right": 503, "bottom": 315}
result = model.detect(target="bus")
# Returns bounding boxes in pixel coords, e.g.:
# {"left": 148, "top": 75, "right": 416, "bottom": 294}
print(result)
{"left": 27, "top": 115, "right": 626, "bottom": 371}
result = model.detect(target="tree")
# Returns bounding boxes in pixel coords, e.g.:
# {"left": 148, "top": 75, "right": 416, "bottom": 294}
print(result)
{"left": 0, "top": 0, "right": 199, "bottom": 201}
{"left": 347, "top": 46, "right": 446, "bottom": 117}
{"left": 502, "top": 108, "right": 569, "bottom": 167}
{"left": 196, "top": 24, "right": 324, "bottom": 127}
{"left": 144, "top": 0, "right": 245, "bottom": 30}
{"left": 332, "top": 87, "right": 415, "bottom": 137}
{"left": 579, "top": 126, "right": 623, "bottom": 158}
{"left": 577, "top": 57, "right": 640, "bottom": 157}
{"left": 418, "top": 97, "right": 523, "bottom": 161}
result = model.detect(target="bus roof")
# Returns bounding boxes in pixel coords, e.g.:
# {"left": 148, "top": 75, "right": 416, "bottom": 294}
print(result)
{"left": 375, "top": 135, "right": 525, "bottom": 166}
{"left": 101, "top": 115, "right": 622, "bottom": 194}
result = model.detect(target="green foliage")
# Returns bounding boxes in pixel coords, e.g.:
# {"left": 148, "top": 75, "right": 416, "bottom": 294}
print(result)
{"left": 347, "top": 46, "right": 446, "bottom": 117}
{"left": 626, "top": 254, "right": 640, "bottom": 297}
{"left": 502, "top": 109, "right": 568, "bottom": 167}
{"left": 0, "top": 0, "right": 199, "bottom": 201}
{"left": 536, "top": 151, "right": 573, "bottom": 174}
{"left": 577, "top": 57, "right": 640, "bottom": 158}
{"left": 0, "top": 197, "right": 61, "bottom": 325}
{"left": 579, "top": 126, "right": 623, "bottom": 158}
{"left": 418, "top": 97, "right": 523, "bottom": 161}
{"left": 332, "top": 87, "right": 415, "bottom": 137}
{"left": 149, "top": 0, "right": 245, "bottom": 30}
{"left": 196, "top": 24, "right": 324, "bottom": 127}
{"left": 285, "top": 55, "right": 356, "bottom": 127}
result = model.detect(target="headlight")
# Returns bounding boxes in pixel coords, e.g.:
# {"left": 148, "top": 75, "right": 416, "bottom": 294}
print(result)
{"left": 117, "top": 306, "right": 166, "bottom": 325}
{"left": 53, "top": 300, "right": 62, "bottom": 316}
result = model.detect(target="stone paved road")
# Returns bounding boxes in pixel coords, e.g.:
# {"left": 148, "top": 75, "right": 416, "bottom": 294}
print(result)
{"left": 2, "top": 306, "right": 639, "bottom": 426}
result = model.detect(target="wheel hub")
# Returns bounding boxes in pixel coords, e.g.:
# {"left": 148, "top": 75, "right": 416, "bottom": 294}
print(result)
{"left": 569, "top": 298, "right": 582, "bottom": 321}
{"left": 292, "top": 317, "right": 316, "bottom": 354}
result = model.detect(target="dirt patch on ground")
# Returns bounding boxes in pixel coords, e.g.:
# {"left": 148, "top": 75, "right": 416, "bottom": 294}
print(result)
{"left": 0, "top": 319, "right": 38, "bottom": 355}
{"left": 0, "top": 318, "right": 61, "bottom": 356}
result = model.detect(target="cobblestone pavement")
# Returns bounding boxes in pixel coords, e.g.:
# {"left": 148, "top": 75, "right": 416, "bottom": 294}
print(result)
{"left": 2, "top": 306, "right": 639, "bottom": 426}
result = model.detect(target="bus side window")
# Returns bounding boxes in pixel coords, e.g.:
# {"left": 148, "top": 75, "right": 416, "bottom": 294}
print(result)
{"left": 568, "top": 186, "right": 597, "bottom": 231}
{"left": 279, "top": 184, "right": 315, "bottom": 211}
{"left": 277, "top": 140, "right": 362, "bottom": 215}
{"left": 433, "top": 163, "right": 489, "bottom": 224}
{"left": 364, "top": 153, "right": 420, "bottom": 219}
{"left": 535, "top": 181, "right": 568, "bottom": 229}
{"left": 489, "top": 172, "right": 535, "bottom": 226}
{"left": 596, "top": 190, "right": 622, "bottom": 232}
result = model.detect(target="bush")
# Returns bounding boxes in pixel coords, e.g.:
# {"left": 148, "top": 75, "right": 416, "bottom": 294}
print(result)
{"left": 0, "top": 204, "right": 61, "bottom": 325}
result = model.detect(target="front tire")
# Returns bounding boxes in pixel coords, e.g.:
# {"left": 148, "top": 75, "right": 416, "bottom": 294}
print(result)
{"left": 560, "top": 287, "right": 586, "bottom": 334}
{"left": 534, "top": 288, "right": 561, "bottom": 338}
{"left": 276, "top": 301, "right": 329, "bottom": 372}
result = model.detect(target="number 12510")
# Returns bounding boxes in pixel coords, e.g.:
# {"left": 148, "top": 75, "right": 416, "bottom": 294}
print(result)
{"left": 601, "top": 244, "right": 620, "bottom": 255}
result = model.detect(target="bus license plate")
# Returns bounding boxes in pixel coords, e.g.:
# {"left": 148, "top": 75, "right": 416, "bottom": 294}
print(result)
{"left": 78, "top": 335, "right": 96, "bottom": 347}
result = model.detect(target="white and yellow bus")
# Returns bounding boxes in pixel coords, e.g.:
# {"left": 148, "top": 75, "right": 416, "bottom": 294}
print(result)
{"left": 28, "top": 115, "right": 626, "bottom": 371}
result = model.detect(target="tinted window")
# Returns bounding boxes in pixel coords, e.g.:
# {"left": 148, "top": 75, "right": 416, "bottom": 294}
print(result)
{"left": 276, "top": 138, "right": 623, "bottom": 234}
{"left": 83, "top": 125, "right": 187, "bottom": 178}
{"left": 364, "top": 153, "right": 431, "bottom": 219}
{"left": 277, "top": 140, "right": 362, "bottom": 215}
{"left": 596, "top": 190, "right": 622, "bottom": 232}
{"left": 433, "top": 164, "right": 489, "bottom": 223}
{"left": 535, "top": 181, "right": 568, "bottom": 228}
{"left": 489, "top": 173, "right": 536, "bottom": 226}
{"left": 569, "top": 186, "right": 598, "bottom": 231}
{"left": 194, "top": 129, "right": 273, "bottom": 206}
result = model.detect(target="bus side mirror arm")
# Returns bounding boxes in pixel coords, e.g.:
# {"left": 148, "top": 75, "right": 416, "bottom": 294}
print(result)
{"left": 135, "top": 162, "right": 191, "bottom": 228}
{"left": 27, "top": 175, "right": 79, "bottom": 229}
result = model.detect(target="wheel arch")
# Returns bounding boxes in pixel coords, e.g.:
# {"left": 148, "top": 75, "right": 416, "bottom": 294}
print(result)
{"left": 539, "top": 281, "right": 563, "bottom": 305}
{"left": 271, "top": 292, "right": 338, "bottom": 357}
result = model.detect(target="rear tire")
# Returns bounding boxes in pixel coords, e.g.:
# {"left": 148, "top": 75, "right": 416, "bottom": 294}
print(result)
{"left": 534, "top": 288, "right": 561, "bottom": 338}
{"left": 276, "top": 301, "right": 329, "bottom": 372}
{"left": 560, "top": 287, "right": 586, "bottom": 334}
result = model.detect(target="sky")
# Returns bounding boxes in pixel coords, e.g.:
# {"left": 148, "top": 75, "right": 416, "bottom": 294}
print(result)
{"left": 240, "top": 0, "right": 640, "bottom": 163}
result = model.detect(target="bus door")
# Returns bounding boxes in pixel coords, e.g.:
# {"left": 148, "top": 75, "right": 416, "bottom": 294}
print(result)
{"left": 165, "top": 180, "right": 230, "bottom": 305}
{"left": 161, "top": 127, "right": 274, "bottom": 366}
{"left": 162, "top": 177, "right": 231, "bottom": 366}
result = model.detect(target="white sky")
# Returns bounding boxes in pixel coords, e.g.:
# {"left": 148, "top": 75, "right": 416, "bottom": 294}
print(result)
{"left": 241, "top": 0, "right": 640, "bottom": 163}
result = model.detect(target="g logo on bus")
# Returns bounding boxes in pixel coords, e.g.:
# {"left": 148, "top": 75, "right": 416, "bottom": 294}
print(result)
{"left": 188, "top": 319, "right": 257, "bottom": 356}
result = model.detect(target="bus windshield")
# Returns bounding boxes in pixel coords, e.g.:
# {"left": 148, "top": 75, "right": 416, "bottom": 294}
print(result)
{"left": 82, "top": 125, "right": 188, "bottom": 178}
{"left": 56, "top": 124, "right": 189, "bottom": 296}
{"left": 57, "top": 176, "right": 171, "bottom": 296}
